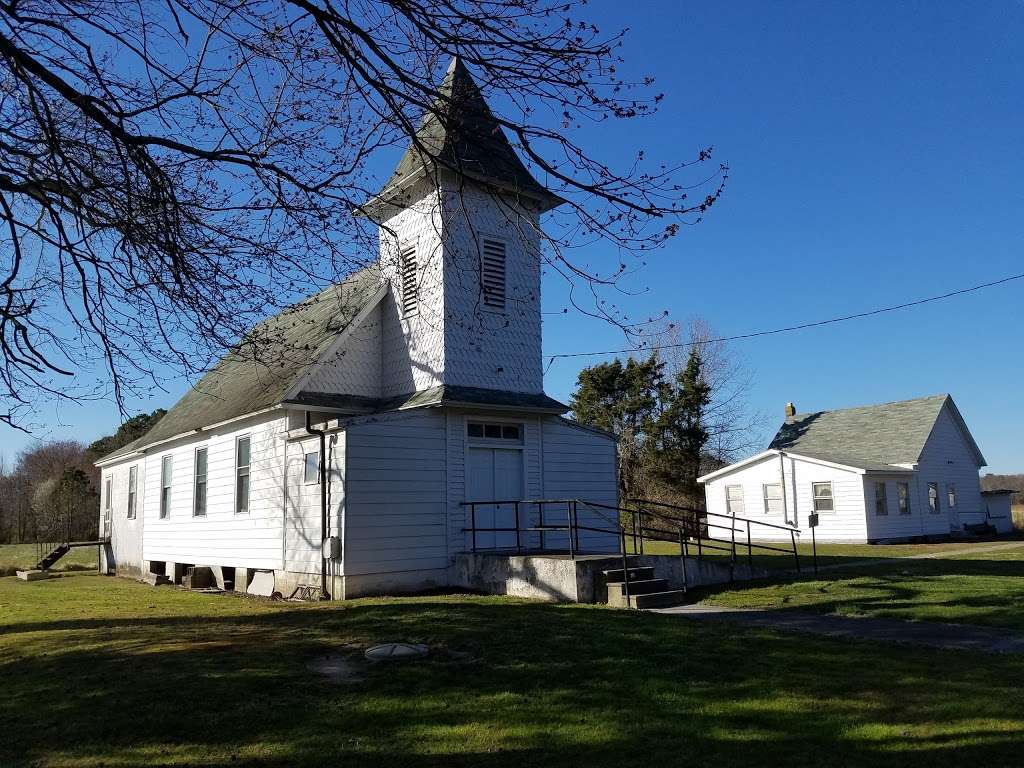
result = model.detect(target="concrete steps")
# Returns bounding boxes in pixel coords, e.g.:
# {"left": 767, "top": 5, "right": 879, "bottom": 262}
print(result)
{"left": 602, "top": 567, "right": 687, "bottom": 609}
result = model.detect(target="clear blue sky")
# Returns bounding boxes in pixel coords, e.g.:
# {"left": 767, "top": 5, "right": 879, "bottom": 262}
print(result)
{"left": 2, "top": 2, "right": 1022, "bottom": 473}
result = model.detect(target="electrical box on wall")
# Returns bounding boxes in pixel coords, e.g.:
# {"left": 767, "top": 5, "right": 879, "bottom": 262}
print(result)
{"left": 322, "top": 536, "right": 341, "bottom": 560}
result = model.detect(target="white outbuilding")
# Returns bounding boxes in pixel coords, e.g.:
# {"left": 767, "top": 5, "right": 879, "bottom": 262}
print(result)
{"left": 698, "top": 394, "right": 992, "bottom": 543}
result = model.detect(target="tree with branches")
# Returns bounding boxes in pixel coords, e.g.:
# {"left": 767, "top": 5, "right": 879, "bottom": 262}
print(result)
{"left": 0, "top": 1, "right": 725, "bottom": 430}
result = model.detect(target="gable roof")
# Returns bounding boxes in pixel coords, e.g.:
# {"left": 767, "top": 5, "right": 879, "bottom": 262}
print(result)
{"left": 99, "top": 266, "right": 384, "bottom": 462}
{"left": 370, "top": 57, "right": 564, "bottom": 212}
{"left": 768, "top": 393, "right": 985, "bottom": 468}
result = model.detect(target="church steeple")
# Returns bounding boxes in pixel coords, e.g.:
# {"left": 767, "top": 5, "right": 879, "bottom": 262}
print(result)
{"left": 370, "top": 57, "right": 564, "bottom": 212}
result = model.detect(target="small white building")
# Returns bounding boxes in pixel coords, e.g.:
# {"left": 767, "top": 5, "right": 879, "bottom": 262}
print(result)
{"left": 94, "top": 58, "right": 619, "bottom": 599}
{"left": 698, "top": 394, "right": 993, "bottom": 543}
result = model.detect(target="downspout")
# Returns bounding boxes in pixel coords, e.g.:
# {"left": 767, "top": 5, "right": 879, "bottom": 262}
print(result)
{"left": 304, "top": 411, "right": 328, "bottom": 599}
{"left": 778, "top": 450, "right": 790, "bottom": 526}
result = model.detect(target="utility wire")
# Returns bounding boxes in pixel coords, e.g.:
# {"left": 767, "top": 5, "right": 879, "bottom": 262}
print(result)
{"left": 545, "top": 271, "right": 1024, "bottom": 370}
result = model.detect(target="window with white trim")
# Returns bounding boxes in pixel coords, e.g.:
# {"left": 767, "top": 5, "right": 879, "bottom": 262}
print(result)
{"left": 874, "top": 481, "right": 888, "bottom": 516}
{"left": 467, "top": 421, "right": 521, "bottom": 442}
{"left": 762, "top": 484, "right": 783, "bottom": 515}
{"left": 481, "top": 238, "right": 507, "bottom": 310}
{"left": 947, "top": 483, "right": 957, "bottom": 509}
{"left": 303, "top": 451, "right": 320, "bottom": 484}
{"left": 400, "top": 245, "right": 417, "bottom": 316}
{"left": 127, "top": 466, "right": 137, "bottom": 519}
{"left": 811, "top": 482, "right": 834, "bottom": 513}
{"left": 928, "top": 482, "right": 940, "bottom": 514}
{"left": 104, "top": 477, "right": 113, "bottom": 517}
{"left": 160, "top": 455, "right": 173, "bottom": 519}
{"left": 236, "top": 436, "right": 251, "bottom": 514}
{"left": 725, "top": 485, "right": 745, "bottom": 515}
{"left": 194, "top": 447, "right": 208, "bottom": 517}
{"left": 898, "top": 482, "right": 911, "bottom": 515}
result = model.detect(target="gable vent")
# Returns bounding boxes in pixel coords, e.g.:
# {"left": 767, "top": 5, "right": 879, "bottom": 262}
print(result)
{"left": 400, "top": 245, "right": 417, "bottom": 315}
{"left": 481, "top": 238, "right": 507, "bottom": 310}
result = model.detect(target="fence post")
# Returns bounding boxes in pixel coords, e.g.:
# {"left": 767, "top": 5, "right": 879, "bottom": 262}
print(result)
{"left": 790, "top": 528, "right": 801, "bottom": 573}
{"left": 729, "top": 513, "right": 737, "bottom": 583}
{"left": 678, "top": 528, "right": 689, "bottom": 593}
{"left": 746, "top": 520, "right": 753, "bottom": 571}
{"left": 619, "top": 528, "right": 631, "bottom": 608}
{"left": 573, "top": 500, "right": 581, "bottom": 555}
{"left": 514, "top": 501, "right": 521, "bottom": 554}
{"left": 567, "top": 502, "right": 576, "bottom": 561}
{"left": 470, "top": 504, "right": 477, "bottom": 553}
{"left": 539, "top": 501, "right": 546, "bottom": 551}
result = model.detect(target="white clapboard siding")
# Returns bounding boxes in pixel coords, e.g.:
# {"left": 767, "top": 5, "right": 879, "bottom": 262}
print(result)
{"left": 283, "top": 434, "right": 345, "bottom": 575}
{"left": 541, "top": 418, "right": 619, "bottom": 552}
{"left": 704, "top": 454, "right": 867, "bottom": 542}
{"left": 913, "top": 402, "right": 984, "bottom": 532}
{"left": 343, "top": 410, "right": 448, "bottom": 576}
{"left": 141, "top": 412, "right": 286, "bottom": 569}
{"left": 100, "top": 457, "right": 146, "bottom": 575}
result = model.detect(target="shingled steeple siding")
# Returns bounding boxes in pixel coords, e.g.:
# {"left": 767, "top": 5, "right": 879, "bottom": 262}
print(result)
{"left": 370, "top": 57, "right": 564, "bottom": 213}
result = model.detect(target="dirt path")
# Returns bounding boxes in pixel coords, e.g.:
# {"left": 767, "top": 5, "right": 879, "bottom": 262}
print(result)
{"left": 654, "top": 603, "right": 1024, "bottom": 653}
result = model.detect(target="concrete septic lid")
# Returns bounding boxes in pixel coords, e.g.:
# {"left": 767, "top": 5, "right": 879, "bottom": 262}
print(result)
{"left": 364, "top": 643, "right": 429, "bottom": 661}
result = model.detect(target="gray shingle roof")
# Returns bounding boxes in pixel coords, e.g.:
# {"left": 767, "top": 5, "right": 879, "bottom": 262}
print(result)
{"left": 768, "top": 394, "right": 974, "bottom": 469}
{"left": 100, "top": 266, "right": 384, "bottom": 462}
{"left": 372, "top": 57, "right": 563, "bottom": 211}
{"left": 284, "top": 385, "right": 567, "bottom": 415}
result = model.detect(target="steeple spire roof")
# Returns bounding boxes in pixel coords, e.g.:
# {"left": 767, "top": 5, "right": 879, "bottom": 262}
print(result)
{"left": 372, "top": 57, "right": 564, "bottom": 212}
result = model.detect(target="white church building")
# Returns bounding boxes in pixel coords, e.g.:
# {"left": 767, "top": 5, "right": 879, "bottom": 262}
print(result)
{"left": 95, "top": 58, "right": 618, "bottom": 599}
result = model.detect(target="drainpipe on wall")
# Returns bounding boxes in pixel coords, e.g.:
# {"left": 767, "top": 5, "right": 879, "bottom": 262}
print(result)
{"left": 304, "top": 411, "right": 328, "bottom": 599}
{"left": 778, "top": 450, "right": 790, "bottom": 527}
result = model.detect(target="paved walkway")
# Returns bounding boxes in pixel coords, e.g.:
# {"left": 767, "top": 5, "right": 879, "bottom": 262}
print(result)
{"left": 653, "top": 604, "right": 1024, "bottom": 653}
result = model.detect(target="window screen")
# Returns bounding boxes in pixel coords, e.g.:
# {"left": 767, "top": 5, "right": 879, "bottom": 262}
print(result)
{"left": 236, "top": 437, "right": 251, "bottom": 514}
{"left": 726, "top": 485, "right": 744, "bottom": 515}
{"left": 762, "top": 484, "right": 783, "bottom": 515}
{"left": 874, "top": 481, "right": 887, "bottom": 516}
{"left": 812, "top": 482, "right": 834, "bottom": 512}
{"left": 304, "top": 451, "right": 319, "bottom": 484}
{"left": 160, "top": 455, "right": 172, "bottom": 519}
{"left": 898, "top": 482, "right": 911, "bottom": 515}
{"left": 127, "top": 466, "right": 137, "bottom": 519}
{"left": 194, "top": 448, "right": 208, "bottom": 517}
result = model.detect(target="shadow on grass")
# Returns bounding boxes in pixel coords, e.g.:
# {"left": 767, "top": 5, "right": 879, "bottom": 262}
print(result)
{"left": 696, "top": 557, "right": 1024, "bottom": 632}
{"left": 2, "top": 582, "right": 1024, "bottom": 767}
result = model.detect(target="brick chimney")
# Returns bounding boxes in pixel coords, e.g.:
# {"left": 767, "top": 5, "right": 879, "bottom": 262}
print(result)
{"left": 785, "top": 402, "right": 796, "bottom": 418}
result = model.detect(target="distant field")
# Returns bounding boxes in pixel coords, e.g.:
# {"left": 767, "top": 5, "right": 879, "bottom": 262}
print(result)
{"left": 0, "top": 543, "right": 98, "bottom": 576}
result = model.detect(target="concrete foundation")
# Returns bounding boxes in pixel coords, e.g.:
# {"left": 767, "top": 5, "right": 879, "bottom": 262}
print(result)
{"left": 16, "top": 569, "right": 50, "bottom": 582}
{"left": 452, "top": 552, "right": 767, "bottom": 603}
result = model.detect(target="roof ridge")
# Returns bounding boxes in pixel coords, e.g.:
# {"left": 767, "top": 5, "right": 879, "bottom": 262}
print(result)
{"left": 789, "top": 393, "right": 949, "bottom": 419}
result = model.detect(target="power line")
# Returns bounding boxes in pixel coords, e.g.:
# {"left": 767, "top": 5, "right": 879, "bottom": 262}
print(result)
{"left": 545, "top": 270, "right": 1024, "bottom": 369}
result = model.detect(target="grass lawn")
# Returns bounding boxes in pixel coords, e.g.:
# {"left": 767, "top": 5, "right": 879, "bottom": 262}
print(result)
{"left": 635, "top": 536, "right": 1009, "bottom": 571}
{"left": 3, "top": 575, "right": 1024, "bottom": 767}
{"left": 0, "top": 543, "right": 98, "bottom": 577}
{"left": 699, "top": 541, "right": 1024, "bottom": 632}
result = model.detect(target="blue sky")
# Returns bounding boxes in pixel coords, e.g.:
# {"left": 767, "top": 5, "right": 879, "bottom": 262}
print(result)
{"left": 2, "top": 2, "right": 1022, "bottom": 473}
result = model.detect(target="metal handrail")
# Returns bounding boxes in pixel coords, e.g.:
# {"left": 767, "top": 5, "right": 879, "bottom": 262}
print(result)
{"left": 460, "top": 497, "right": 804, "bottom": 603}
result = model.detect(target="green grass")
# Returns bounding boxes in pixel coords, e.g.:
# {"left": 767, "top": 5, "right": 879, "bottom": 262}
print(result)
{"left": 634, "top": 537, "right": 1008, "bottom": 571}
{"left": 0, "top": 543, "right": 97, "bottom": 577}
{"left": 700, "top": 541, "right": 1024, "bottom": 632}
{"left": 3, "top": 574, "right": 1024, "bottom": 767}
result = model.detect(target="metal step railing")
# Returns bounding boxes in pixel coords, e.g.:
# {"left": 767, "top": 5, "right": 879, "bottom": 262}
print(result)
{"left": 461, "top": 498, "right": 803, "bottom": 607}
